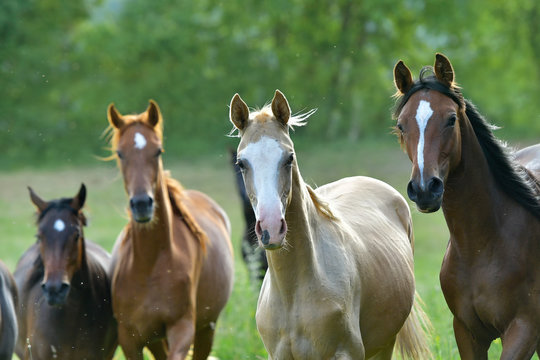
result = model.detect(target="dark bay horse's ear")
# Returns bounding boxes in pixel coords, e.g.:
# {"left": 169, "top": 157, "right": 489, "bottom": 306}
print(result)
{"left": 271, "top": 90, "right": 291, "bottom": 126}
{"left": 146, "top": 100, "right": 162, "bottom": 128}
{"left": 70, "top": 183, "right": 86, "bottom": 211}
{"left": 28, "top": 187, "right": 48, "bottom": 213}
{"left": 108, "top": 104, "right": 125, "bottom": 129}
{"left": 230, "top": 93, "right": 249, "bottom": 131}
{"left": 393, "top": 60, "right": 414, "bottom": 94}
{"left": 434, "top": 53, "right": 455, "bottom": 88}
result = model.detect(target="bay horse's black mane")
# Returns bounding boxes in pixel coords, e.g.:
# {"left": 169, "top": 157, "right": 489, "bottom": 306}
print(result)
{"left": 394, "top": 66, "right": 540, "bottom": 219}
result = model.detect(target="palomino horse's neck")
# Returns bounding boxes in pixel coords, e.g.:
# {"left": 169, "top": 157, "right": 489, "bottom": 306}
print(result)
{"left": 130, "top": 167, "right": 173, "bottom": 261}
{"left": 442, "top": 115, "right": 507, "bottom": 252}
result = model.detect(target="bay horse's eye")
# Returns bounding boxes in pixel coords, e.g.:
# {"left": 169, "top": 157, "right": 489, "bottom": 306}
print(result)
{"left": 396, "top": 123, "right": 404, "bottom": 133}
{"left": 285, "top": 153, "right": 294, "bottom": 167}
{"left": 155, "top": 148, "right": 163, "bottom": 157}
{"left": 447, "top": 114, "right": 457, "bottom": 128}
{"left": 116, "top": 150, "right": 124, "bottom": 160}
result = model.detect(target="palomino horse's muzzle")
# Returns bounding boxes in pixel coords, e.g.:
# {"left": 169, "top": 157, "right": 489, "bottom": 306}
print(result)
{"left": 42, "top": 280, "right": 70, "bottom": 306}
{"left": 255, "top": 217, "right": 287, "bottom": 250}
{"left": 130, "top": 194, "right": 154, "bottom": 223}
{"left": 407, "top": 176, "right": 444, "bottom": 213}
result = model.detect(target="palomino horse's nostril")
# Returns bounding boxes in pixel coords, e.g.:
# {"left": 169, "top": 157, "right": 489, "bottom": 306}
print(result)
{"left": 261, "top": 230, "right": 270, "bottom": 245}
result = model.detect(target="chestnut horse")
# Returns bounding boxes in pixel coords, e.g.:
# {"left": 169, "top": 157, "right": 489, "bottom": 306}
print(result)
{"left": 229, "top": 90, "right": 432, "bottom": 359}
{"left": 14, "top": 184, "right": 117, "bottom": 360}
{"left": 0, "top": 260, "right": 17, "bottom": 360}
{"left": 393, "top": 53, "right": 540, "bottom": 359}
{"left": 106, "top": 101, "right": 234, "bottom": 360}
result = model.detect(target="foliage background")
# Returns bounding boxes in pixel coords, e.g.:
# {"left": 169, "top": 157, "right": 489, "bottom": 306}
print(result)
{"left": 1, "top": 0, "right": 539, "bottom": 169}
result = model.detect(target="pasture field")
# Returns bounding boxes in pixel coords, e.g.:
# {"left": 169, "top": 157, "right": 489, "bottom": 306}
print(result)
{"left": 0, "top": 137, "right": 532, "bottom": 359}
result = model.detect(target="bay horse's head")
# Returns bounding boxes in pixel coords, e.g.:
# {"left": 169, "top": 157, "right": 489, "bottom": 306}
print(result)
{"left": 229, "top": 90, "right": 312, "bottom": 250}
{"left": 28, "top": 184, "right": 87, "bottom": 306}
{"left": 107, "top": 101, "right": 164, "bottom": 223}
{"left": 393, "top": 53, "right": 465, "bottom": 212}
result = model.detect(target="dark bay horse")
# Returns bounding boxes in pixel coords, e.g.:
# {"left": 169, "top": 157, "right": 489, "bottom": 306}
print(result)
{"left": 229, "top": 90, "right": 431, "bottom": 359}
{"left": 14, "top": 184, "right": 117, "bottom": 360}
{"left": 0, "top": 261, "right": 17, "bottom": 360}
{"left": 393, "top": 53, "right": 540, "bottom": 359}
{"left": 106, "top": 100, "right": 234, "bottom": 360}
{"left": 229, "top": 149, "right": 267, "bottom": 280}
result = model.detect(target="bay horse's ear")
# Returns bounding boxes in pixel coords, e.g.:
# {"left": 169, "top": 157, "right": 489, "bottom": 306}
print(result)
{"left": 434, "top": 53, "right": 455, "bottom": 87}
{"left": 394, "top": 60, "right": 414, "bottom": 94}
{"left": 230, "top": 93, "right": 249, "bottom": 131}
{"left": 108, "top": 104, "right": 124, "bottom": 129}
{"left": 271, "top": 90, "right": 291, "bottom": 125}
{"left": 28, "top": 187, "right": 48, "bottom": 213}
{"left": 71, "top": 183, "right": 86, "bottom": 211}
{"left": 146, "top": 100, "right": 161, "bottom": 128}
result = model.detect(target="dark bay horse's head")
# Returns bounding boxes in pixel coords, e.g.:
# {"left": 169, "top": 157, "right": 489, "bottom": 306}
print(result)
{"left": 107, "top": 101, "right": 164, "bottom": 223}
{"left": 393, "top": 54, "right": 464, "bottom": 213}
{"left": 229, "top": 90, "right": 312, "bottom": 250}
{"left": 28, "top": 184, "right": 87, "bottom": 306}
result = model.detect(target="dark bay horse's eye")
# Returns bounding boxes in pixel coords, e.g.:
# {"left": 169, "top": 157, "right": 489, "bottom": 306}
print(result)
{"left": 396, "top": 123, "right": 404, "bottom": 133}
{"left": 116, "top": 150, "right": 124, "bottom": 159}
{"left": 447, "top": 114, "right": 457, "bottom": 128}
{"left": 155, "top": 148, "right": 163, "bottom": 157}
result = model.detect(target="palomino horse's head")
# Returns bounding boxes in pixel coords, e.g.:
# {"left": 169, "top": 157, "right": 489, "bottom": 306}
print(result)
{"left": 229, "top": 90, "right": 304, "bottom": 250}
{"left": 29, "top": 184, "right": 87, "bottom": 306}
{"left": 107, "top": 101, "right": 164, "bottom": 223}
{"left": 393, "top": 53, "right": 464, "bottom": 212}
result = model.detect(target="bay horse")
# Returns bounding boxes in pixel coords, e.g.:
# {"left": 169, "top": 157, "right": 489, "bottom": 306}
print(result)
{"left": 0, "top": 260, "right": 17, "bottom": 360}
{"left": 14, "top": 184, "right": 117, "bottom": 360}
{"left": 229, "top": 90, "right": 432, "bottom": 359}
{"left": 229, "top": 149, "right": 267, "bottom": 281}
{"left": 106, "top": 100, "right": 234, "bottom": 360}
{"left": 393, "top": 53, "right": 540, "bottom": 359}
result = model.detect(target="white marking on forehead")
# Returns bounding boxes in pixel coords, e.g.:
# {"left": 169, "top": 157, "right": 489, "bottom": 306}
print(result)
{"left": 134, "top": 132, "right": 147, "bottom": 149}
{"left": 240, "top": 137, "right": 284, "bottom": 217}
{"left": 415, "top": 100, "right": 433, "bottom": 188}
{"left": 54, "top": 219, "right": 65, "bottom": 232}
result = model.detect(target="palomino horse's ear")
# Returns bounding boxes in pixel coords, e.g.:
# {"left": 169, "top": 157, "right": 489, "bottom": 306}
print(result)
{"left": 393, "top": 60, "right": 414, "bottom": 94}
{"left": 271, "top": 90, "right": 291, "bottom": 125}
{"left": 146, "top": 100, "right": 162, "bottom": 128}
{"left": 229, "top": 93, "right": 249, "bottom": 131}
{"left": 108, "top": 104, "right": 124, "bottom": 129}
{"left": 70, "top": 183, "right": 86, "bottom": 211}
{"left": 28, "top": 187, "right": 48, "bottom": 212}
{"left": 434, "top": 53, "right": 455, "bottom": 87}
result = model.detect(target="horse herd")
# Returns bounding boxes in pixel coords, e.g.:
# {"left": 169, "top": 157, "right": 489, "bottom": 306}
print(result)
{"left": 0, "top": 53, "right": 539, "bottom": 360}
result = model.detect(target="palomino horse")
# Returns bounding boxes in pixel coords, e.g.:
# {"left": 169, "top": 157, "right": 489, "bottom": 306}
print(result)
{"left": 229, "top": 90, "right": 431, "bottom": 359}
{"left": 229, "top": 149, "right": 267, "bottom": 281}
{"left": 14, "top": 184, "right": 117, "bottom": 360}
{"left": 393, "top": 53, "right": 540, "bottom": 359}
{"left": 106, "top": 100, "right": 234, "bottom": 360}
{"left": 0, "top": 260, "right": 17, "bottom": 360}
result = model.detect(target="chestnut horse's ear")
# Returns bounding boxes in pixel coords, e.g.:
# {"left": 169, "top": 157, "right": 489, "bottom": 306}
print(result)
{"left": 229, "top": 93, "right": 249, "bottom": 131}
{"left": 28, "top": 187, "right": 48, "bottom": 212}
{"left": 70, "top": 183, "right": 86, "bottom": 211}
{"left": 394, "top": 60, "right": 414, "bottom": 94}
{"left": 108, "top": 104, "right": 124, "bottom": 129}
{"left": 434, "top": 53, "right": 455, "bottom": 87}
{"left": 146, "top": 100, "right": 162, "bottom": 128}
{"left": 271, "top": 90, "right": 291, "bottom": 125}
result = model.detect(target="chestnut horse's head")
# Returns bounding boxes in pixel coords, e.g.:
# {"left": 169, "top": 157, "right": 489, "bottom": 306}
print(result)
{"left": 393, "top": 53, "right": 465, "bottom": 213}
{"left": 29, "top": 184, "right": 87, "bottom": 306}
{"left": 229, "top": 90, "right": 313, "bottom": 250}
{"left": 107, "top": 101, "right": 164, "bottom": 223}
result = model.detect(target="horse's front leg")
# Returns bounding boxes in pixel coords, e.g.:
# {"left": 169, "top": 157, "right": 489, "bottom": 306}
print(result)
{"left": 453, "top": 317, "right": 489, "bottom": 360}
{"left": 118, "top": 325, "right": 145, "bottom": 360}
{"left": 500, "top": 318, "right": 537, "bottom": 360}
{"left": 166, "top": 316, "right": 195, "bottom": 360}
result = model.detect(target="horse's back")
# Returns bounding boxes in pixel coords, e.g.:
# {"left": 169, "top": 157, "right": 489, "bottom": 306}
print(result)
{"left": 515, "top": 143, "right": 540, "bottom": 179}
{"left": 0, "top": 261, "right": 17, "bottom": 360}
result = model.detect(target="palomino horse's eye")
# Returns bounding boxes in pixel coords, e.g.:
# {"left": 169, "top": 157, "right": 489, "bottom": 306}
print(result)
{"left": 285, "top": 153, "right": 294, "bottom": 167}
{"left": 236, "top": 160, "right": 246, "bottom": 171}
{"left": 447, "top": 114, "right": 457, "bottom": 128}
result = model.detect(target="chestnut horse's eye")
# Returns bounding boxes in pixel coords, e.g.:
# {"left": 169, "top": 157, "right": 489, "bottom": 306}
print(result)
{"left": 116, "top": 150, "right": 124, "bottom": 159}
{"left": 155, "top": 148, "right": 163, "bottom": 157}
{"left": 447, "top": 114, "right": 457, "bottom": 128}
{"left": 396, "top": 123, "right": 404, "bottom": 133}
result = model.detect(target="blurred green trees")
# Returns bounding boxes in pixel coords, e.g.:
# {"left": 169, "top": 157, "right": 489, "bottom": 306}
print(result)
{"left": 1, "top": 0, "right": 539, "bottom": 168}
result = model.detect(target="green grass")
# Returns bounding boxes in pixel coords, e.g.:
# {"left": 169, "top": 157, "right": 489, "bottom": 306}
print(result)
{"left": 1, "top": 138, "right": 535, "bottom": 359}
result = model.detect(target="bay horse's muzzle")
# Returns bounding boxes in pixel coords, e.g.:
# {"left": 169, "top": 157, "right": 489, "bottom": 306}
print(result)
{"left": 407, "top": 176, "right": 444, "bottom": 212}
{"left": 42, "top": 280, "right": 70, "bottom": 306}
{"left": 130, "top": 194, "right": 154, "bottom": 223}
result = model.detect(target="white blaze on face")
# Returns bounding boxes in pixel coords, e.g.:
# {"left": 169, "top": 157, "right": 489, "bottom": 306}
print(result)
{"left": 415, "top": 100, "right": 434, "bottom": 188}
{"left": 54, "top": 219, "right": 65, "bottom": 232}
{"left": 134, "top": 132, "right": 147, "bottom": 149}
{"left": 240, "top": 136, "right": 284, "bottom": 218}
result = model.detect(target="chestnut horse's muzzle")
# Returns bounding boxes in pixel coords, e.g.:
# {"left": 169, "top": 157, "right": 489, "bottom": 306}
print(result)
{"left": 407, "top": 177, "right": 444, "bottom": 213}
{"left": 130, "top": 194, "right": 154, "bottom": 223}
